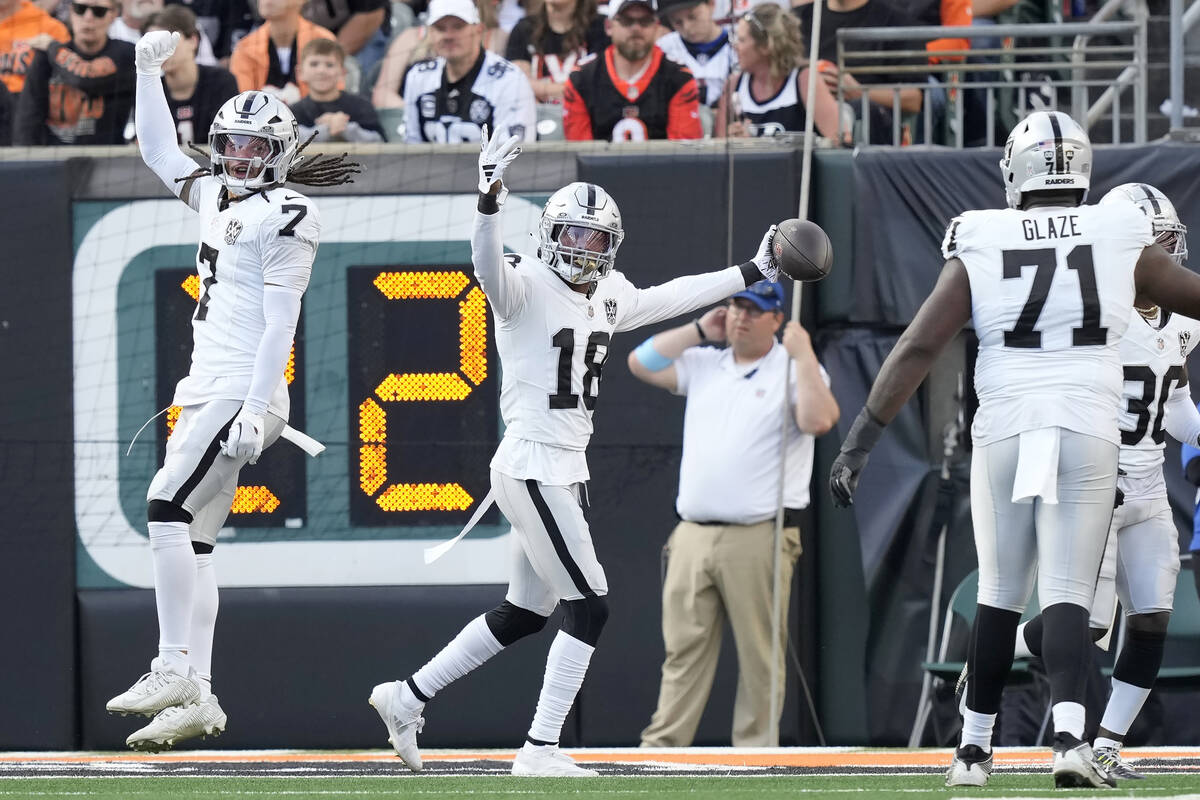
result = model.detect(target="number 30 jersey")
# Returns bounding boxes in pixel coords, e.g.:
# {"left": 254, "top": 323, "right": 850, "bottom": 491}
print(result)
{"left": 943, "top": 202, "right": 1154, "bottom": 446}
{"left": 472, "top": 209, "right": 745, "bottom": 484}
{"left": 172, "top": 176, "right": 321, "bottom": 419}
{"left": 1117, "top": 308, "right": 1200, "bottom": 499}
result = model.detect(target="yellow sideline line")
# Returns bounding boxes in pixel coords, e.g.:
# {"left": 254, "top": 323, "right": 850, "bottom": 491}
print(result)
{"left": 2, "top": 749, "right": 1198, "bottom": 767}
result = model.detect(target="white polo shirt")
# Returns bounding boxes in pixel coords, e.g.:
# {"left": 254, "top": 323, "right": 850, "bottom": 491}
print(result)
{"left": 672, "top": 342, "right": 827, "bottom": 524}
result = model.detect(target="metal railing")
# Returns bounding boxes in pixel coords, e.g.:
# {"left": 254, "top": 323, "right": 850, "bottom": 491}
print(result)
{"left": 834, "top": 20, "right": 1147, "bottom": 147}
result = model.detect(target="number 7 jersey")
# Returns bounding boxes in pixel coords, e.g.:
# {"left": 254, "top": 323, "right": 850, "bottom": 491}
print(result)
{"left": 943, "top": 202, "right": 1154, "bottom": 446}
{"left": 173, "top": 176, "right": 320, "bottom": 420}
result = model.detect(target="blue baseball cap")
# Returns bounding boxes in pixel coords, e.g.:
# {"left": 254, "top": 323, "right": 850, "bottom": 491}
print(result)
{"left": 731, "top": 280, "right": 785, "bottom": 312}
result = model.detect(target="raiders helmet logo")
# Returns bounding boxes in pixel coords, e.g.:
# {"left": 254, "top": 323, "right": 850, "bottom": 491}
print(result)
{"left": 605, "top": 298, "right": 618, "bottom": 325}
{"left": 224, "top": 218, "right": 243, "bottom": 245}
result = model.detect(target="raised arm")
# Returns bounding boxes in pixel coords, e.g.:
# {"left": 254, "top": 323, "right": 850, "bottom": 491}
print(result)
{"left": 134, "top": 31, "right": 204, "bottom": 209}
{"left": 627, "top": 306, "right": 727, "bottom": 392}
{"left": 829, "top": 257, "right": 972, "bottom": 506}
{"left": 1136, "top": 244, "right": 1200, "bottom": 319}
{"left": 616, "top": 226, "right": 780, "bottom": 331}
{"left": 471, "top": 127, "right": 527, "bottom": 319}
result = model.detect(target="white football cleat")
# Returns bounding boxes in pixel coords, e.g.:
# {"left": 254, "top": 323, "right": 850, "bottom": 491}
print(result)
{"left": 369, "top": 681, "right": 425, "bottom": 772}
{"left": 106, "top": 660, "right": 201, "bottom": 717}
{"left": 126, "top": 695, "right": 227, "bottom": 752}
{"left": 1053, "top": 733, "right": 1116, "bottom": 789}
{"left": 511, "top": 742, "right": 599, "bottom": 777}
{"left": 1093, "top": 745, "right": 1145, "bottom": 780}
{"left": 945, "top": 744, "right": 993, "bottom": 787}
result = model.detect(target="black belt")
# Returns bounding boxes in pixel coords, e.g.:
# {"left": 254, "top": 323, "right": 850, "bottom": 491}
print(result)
{"left": 683, "top": 509, "right": 803, "bottom": 528}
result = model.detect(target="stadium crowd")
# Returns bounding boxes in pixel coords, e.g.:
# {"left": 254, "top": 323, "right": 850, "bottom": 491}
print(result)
{"left": 0, "top": 0, "right": 1093, "bottom": 146}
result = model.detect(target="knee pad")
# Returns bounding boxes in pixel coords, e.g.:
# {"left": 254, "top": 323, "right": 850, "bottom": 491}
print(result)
{"left": 147, "top": 499, "right": 193, "bottom": 524}
{"left": 1113, "top": 618, "right": 1168, "bottom": 688}
{"left": 1126, "top": 610, "right": 1171, "bottom": 636}
{"left": 484, "top": 601, "right": 549, "bottom": 647}
{"left": 562, "top": 595, "right": 609, "bottom": 647}
{"left": 192, "top": 541, "right": 214, "bottom": 555}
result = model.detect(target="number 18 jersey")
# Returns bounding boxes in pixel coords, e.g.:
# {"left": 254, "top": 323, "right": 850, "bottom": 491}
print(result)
{"left": 943, "top": 202, "right": 1154, "bottom": 446}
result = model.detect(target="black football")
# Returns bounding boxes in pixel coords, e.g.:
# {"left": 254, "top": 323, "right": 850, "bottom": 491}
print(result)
{"left": 773, "top": 218, "right": 833, "bottom": 282}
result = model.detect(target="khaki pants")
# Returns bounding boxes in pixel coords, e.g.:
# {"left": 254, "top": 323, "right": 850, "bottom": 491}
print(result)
{"left": 640, "top": 519, "right": 802, "bottom": 747}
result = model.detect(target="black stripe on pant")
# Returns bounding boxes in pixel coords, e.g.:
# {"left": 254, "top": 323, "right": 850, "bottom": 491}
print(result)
{"left": 171, "top": 409, "right": 239, "bottom": 508}
{"left": 525, "top": 479, "right": 596, "bottom": 598}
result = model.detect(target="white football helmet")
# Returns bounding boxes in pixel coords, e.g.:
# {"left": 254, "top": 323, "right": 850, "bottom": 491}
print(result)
{"left": 1101, "top": 183, "right": 1188, "bottom": 264}
{"left": 999, "top": 110, "right": 1092, "bottom": 209}
{"left": 538, "top": 182, "right": 625, "bottom": 284}
{"left": 208, "top": 91, "right": 300, "bottom": 194}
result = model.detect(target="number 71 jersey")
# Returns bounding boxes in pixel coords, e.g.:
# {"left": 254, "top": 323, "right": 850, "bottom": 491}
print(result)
{"left": 943, "top": 202, "right": 1154, "bottom": 446}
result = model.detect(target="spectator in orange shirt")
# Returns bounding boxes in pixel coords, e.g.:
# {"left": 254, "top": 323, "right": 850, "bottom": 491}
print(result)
{"left": 0, "top": 0, "right": 69, "bottom": 95}
{"left": 229, "top": 0, "right": 335, "bottom": 103}
{"left": 561, "top": 0, "right": 701, "bottom": 141}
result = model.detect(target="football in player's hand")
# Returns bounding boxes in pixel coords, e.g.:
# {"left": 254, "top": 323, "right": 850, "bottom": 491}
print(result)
{"left": 773, "top": 218, "right": 833, "bottom": 282}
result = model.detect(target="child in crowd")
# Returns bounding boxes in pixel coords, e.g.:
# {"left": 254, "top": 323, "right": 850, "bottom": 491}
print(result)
{"left": 291, "top": 38, "right": 386, "bottom": 142}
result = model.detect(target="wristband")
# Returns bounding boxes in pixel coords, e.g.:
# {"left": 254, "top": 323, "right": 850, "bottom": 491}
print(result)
{"left": 840, "top": 407, "right": 886, "bottom": 455}
{"left": 634, "top": 338, "right": 674, "bottom": 372}
{"left": 694, "top": 320, "right": 706, "bottom": 341}
{"left": 477, "top": 192, "right": 500, "bottom": 215}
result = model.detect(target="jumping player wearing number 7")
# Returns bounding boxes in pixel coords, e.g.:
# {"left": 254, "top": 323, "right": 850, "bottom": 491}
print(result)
{"left": 827, "top": 110, "right": 1200, "bottom": 789}
{"left": 368, "top": 128, "right": 785, "bottom": 777}
{"left": 105, "top": 30, "right": 356, "bottom": 752}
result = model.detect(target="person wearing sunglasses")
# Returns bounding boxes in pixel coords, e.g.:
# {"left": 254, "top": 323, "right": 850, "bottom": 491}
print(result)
{"left": 561, "top": 0, "right": 701, "bottom": 141}
{"left": 13, "top": 0, "right": 135, "bottom": 144}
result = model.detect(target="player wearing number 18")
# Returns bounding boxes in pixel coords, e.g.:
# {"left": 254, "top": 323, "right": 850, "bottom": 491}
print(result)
{"left": 367, "top": 127, "right": 786, "bottom": 777}
{"left": 104, "top": 30, "right": 358, "bottom": 752}
{"left": 828, "top": 110, "right": 1200, "bottom": 790}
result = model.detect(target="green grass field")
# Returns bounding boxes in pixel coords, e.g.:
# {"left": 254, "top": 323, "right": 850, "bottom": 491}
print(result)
{"left": 3, "top": 774, "right": 1200, "bottom": 799}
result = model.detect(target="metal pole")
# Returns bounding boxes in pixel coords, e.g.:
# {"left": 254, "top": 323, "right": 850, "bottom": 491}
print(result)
{"left": 1170, "top": 0, "right": 1183, "bottom": 130}
{"left": 766, "top": 0, "right": 825, "bottom": 748}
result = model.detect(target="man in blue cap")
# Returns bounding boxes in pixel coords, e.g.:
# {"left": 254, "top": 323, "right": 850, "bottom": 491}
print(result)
{"left": 627, "top": 279, "right": 840, "bottom": 746}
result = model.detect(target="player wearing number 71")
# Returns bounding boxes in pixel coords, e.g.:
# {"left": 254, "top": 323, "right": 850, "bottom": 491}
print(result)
{"left": 368, "top": 127, "right": 787, "bottom": 777}
{"left": 104, "top": 30, "right": 358, "bottom": 752}
{"left": 828, "top": 110, "right": 1200, "bottom": 790}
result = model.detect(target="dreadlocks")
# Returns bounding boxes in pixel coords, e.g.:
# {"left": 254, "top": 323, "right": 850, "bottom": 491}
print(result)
{"left": 176, "top": 134, "right": 362, "bottom": 189}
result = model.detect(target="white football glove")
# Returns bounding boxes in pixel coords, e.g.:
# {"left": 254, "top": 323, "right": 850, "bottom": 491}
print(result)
{"left": 221, "top": 408, "right": 266, "bottom": 465}
{"left": 751, "top": 224, "right": 779, "bottom": 282}
{"left": 135, "top": 30, "right": 180, "bottom": 77}
{"left": 477, "top": 124, "right": 522, "bottom": 204}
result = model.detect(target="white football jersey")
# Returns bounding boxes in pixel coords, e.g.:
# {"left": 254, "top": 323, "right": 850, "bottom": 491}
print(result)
{"left": 943, "top": 202, "right": 1154, "bottom": 446}
{"left": 472, "top": 211, "right": 744, "bottom": 484}
{"left": 403, "top": 51, "right": 536, "bottom": 144}
{"left": 172, "top": 177, "right": 320, "bottom": 419}
{"left": 1116, "top": 308, "right": 1200, "bottom": 497}
{"left": 656, "top": 30, "right": 734, "bottom": 108}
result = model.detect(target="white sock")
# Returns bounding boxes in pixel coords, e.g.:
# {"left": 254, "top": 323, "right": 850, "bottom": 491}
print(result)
{"left": 149, "top": 521, "right": 195, "bottom": 671}
{"left": 527, "top": 631, "right": 594, "bottom": 745}
{"left": 1012, "top": 620, "right": 1035, "bottom": 659}
{"left": 1053, "top": 701, "right": 1086, "bottom": 739}
{"left": 410, "top": 615, "right": 504, "bottom": 700}
{"left": 190, "top": 552, "right": 219, "bottom": 700}
{"left": 1098, "top": 678, "right": 1150, "bottom": 739}
{"left": 1093, "top": 735, "right": 1123, "bottom": 751}
{"left": 960, "top": 709, "right": 996, "bottom": 752}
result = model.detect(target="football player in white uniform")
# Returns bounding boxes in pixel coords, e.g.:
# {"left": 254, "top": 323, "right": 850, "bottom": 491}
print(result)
{"left": 828, "top": 110, "right": 1200, "bottom": 789}
{"left": 105, "top": 30, "right": 356, "bottom": 752}
{"left": 991, "top": 183, "right": 1197, "bottom": 780}
{"left": 368, "top": 128, "right": 785, "bottom": 776}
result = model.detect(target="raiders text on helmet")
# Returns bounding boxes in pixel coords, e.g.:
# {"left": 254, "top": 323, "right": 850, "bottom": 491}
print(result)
{"left": 538, "top": 182, "right": 625, "bottom": 284}
{"left": 999, "top": 111, "right": 1092, "bottom": 209}
{"left": 1101, "top": 183, "right": 1188, "bottom": 264}
{"left": 209, "top": 91, "right": 301, "bottom": 194}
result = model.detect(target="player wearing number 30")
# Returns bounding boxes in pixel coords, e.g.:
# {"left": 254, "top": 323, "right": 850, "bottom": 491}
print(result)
{"left": 105, "top": 30, "right": 356, "bottom": 752}
{"left": 368, "top": 127, "right": 784, "bottom": 777}
{"left": 828, "top": 110, "right": 1200, "bottom": 790}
